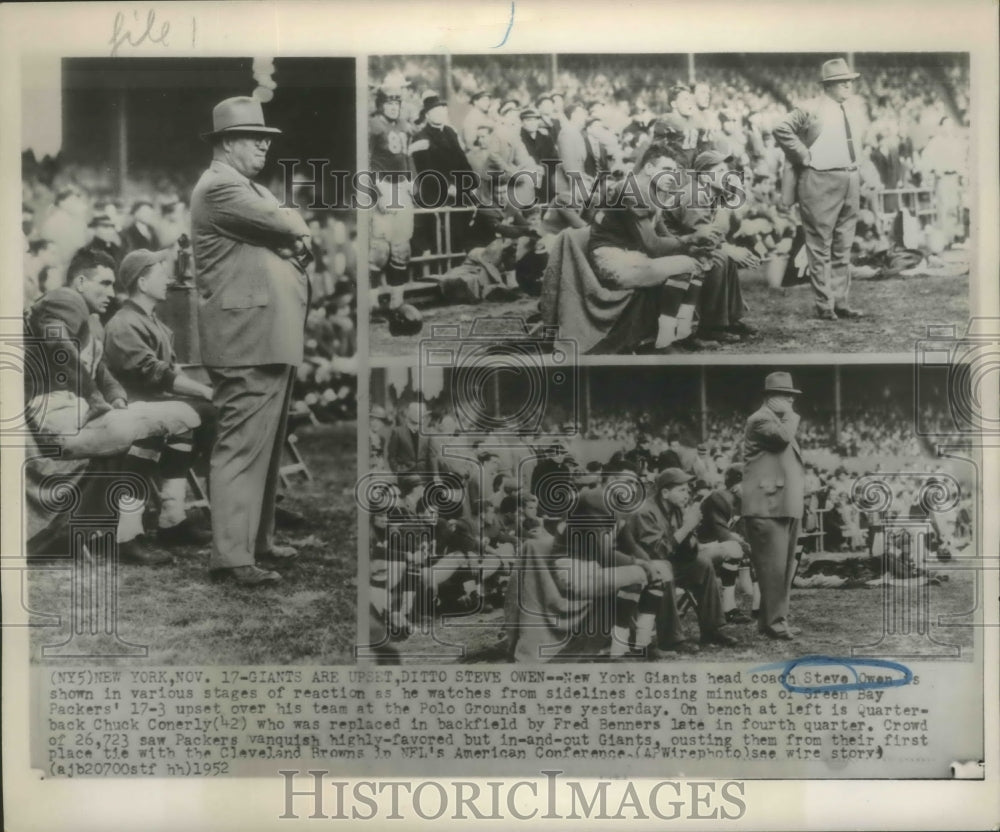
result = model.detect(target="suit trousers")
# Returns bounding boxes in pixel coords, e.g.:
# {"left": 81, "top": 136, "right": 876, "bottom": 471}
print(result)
{"left": 654, "top": 554, "right": 725, "bottom": 647}
{"left": 797, "top": 168, "right": 860, "bottom": 312}
{"left": 744, "top": 516, "right": 801, "bottom": 629}
{"left": 207, "top": 364, "right": 294, "bottom": 570}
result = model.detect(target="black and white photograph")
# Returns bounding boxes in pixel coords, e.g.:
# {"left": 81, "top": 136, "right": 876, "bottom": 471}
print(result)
{"left": 19, "top": 56, "right": 358, "bottom": 663}
{"left": 1, "top": 0, "right": 997, "bottom": 828}
{"left": 367, "top": 52, "right": 971, "bottom": 357}
{"left": 367, "top": 363, "right": 978, "bottom": 664}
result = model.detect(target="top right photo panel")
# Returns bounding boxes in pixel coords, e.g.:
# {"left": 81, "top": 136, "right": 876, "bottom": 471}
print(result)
{"left": 367, "top": 52, "right": 971, "bottom": 358}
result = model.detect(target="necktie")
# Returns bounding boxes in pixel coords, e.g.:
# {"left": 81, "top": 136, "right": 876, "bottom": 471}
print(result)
{"left": 840, "top": 104, "right": 856, "bottom": 164}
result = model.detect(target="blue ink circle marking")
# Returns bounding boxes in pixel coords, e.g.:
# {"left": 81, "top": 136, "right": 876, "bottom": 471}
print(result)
{"left": 749, "top": 655, "right": 913, "bottom": 693}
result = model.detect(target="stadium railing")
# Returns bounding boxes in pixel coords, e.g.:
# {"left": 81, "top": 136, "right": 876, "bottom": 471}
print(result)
{"left": 874, "top": 187, "right": 937, "bottom": 234}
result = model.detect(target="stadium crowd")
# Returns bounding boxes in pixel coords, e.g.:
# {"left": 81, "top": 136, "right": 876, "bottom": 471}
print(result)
{"left": 21, "top": 153, "right": 358, "bottom": 567}
{"left": 368, "top": 391, "right": 972, "bottom": 660}
{"left": 369, "top": 53, "right": 970, "bottom": 353}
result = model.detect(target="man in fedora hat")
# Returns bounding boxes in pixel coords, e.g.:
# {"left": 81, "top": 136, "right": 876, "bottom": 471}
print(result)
{"left": 741, "top": 371, "right": 806, "bottom": 639}
{"left": 191, "top": 95, "right": 311, "bottom": 587}
{"left": 409, "top": 93, "right": 475, "bottom": 253}
{"left": 774, "top": 57, "right": 865, "bottom": 322}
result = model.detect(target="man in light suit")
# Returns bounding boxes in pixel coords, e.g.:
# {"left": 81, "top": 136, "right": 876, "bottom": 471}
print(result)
{"left": 741, "top": 372, "right": 806, "bottom": 639}
{"left": 192, "top": 96, "right": 311, "bottom": 587}
{"left": 774, "top": 58, "right": 865, "bottom": 321}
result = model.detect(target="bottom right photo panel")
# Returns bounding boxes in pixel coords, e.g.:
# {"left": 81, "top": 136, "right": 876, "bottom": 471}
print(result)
{"left": 367, "top": 361, "right": 981, "bottom": 664}
{"left": 361, "top": 360, "right": 983, "bottom": 778}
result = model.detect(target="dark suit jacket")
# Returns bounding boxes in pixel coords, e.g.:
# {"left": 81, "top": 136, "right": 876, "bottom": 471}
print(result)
{"left": 742, "top": 404, "right": 805, "bottom": 518}
{"left": 409, "top": 124, "right": 472, "bottom": 208}
{"left": 191, "top": 160, "right": 310, "bottom": 367}
{"left": 698, "top": 488, "right": 743, "bottom": 544}
{"left": 121, "top": 222, "right": 161, "bottom": 255}
{"left": 521, "top": 127, "right": 559, "bottom": 169}
{"left": 621, "top": 494, "right": 695, "bottom": 565}
{"left": 386, "top": 424, "right": 434, "bottom": 475}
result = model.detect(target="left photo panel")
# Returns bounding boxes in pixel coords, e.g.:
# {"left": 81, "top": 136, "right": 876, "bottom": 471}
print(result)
{"left": 19, "top": 57, "right": 359, "bottom": 665}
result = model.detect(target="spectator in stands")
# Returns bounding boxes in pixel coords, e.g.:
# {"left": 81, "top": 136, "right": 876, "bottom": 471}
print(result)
{"left": 121, "top": 199, "right": 162, "bottom": 255}
{"left": 536, "top": 92, "right": 561, "bottom": 143}
{"left": 369, "top": 405, "right": 391, "bottom": 471}
{"left": 519, "top": 107, "right": 559, "bottom": 202}
{"left": 554, "top": 103, "right": 591, "bottom": 195}
{"left": 23, "top": 238, "right": 59, "bottom": 307}
{"left": 387, "top": 402, "right": 435, "bottom": 475}
{"left": 104, "top": 249, "right": 216, "bottom": 549}
{"left": 84, "top": 212, "right": 124, "bottom": 268}
{"left": 462, "top": 90, "right": 495, "bottom": 151}
{"left": 39, "top": 187, "right": 88, "bottom": 265}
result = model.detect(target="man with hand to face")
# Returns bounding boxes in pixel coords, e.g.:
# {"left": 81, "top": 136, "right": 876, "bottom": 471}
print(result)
{"left": 192, "top": 96, "right": 311, "bottom": 588}
{"left": 741, "top": 372, "right": 806, "bottom": 640}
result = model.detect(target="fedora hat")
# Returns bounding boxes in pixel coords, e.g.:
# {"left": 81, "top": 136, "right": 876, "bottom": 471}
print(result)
{"left": 419, "top": 94, "right": 448, "bottom": 120}
{"left": 764, "top": 371, "right": 802, "bottom": 395}
{"left": 201, "top": 96, "right": 282, "bottom": 140}
{"left": 821, "top": 58, "right": 860, "bottom": 83}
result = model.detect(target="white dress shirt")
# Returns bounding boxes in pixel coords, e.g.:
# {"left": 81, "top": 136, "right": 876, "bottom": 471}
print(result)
{"left": 808, "top": 96, "right": 857, "bottom": 170}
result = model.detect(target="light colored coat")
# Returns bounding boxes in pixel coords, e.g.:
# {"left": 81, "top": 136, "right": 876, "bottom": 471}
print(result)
{"left": 742, "top": 404, "right": 805, "bottom": 518}
{"left": 191, "top": 160, "right": 310, "bottom": 366}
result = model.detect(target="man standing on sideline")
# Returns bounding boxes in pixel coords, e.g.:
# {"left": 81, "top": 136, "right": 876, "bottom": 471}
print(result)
{"left": 191, "top": 96, "right": 311, "bottom": 587}
{"left": 741, "top": 372, "right": 806, "bottom": 640}
{"left": 774, "top": 58, "right": 864, "bottom": 321}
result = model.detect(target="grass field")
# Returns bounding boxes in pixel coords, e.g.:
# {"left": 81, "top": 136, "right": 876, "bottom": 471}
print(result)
{"left": 387, "top": 559, "right": 977, "bottom": 665}
{"left": 28, "top": 422, "right": 358, "bottom": 666}
{"left": 371, "top": 267, "right": 969, "bottom": 358}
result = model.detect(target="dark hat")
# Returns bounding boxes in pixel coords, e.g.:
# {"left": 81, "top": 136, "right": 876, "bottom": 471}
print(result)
{"left": 470, "top": 90, "right": 492, "bottom": 102}
{"left": 119, "top": 248, "right": 171, "bottom": 293}
{"left": 724, "top": 464, "right": 744, "bottom": 488}
{"left": 656, "top": 468, "right": 694, "bottom": 491}
{"left": 201, "top": 96, "right": 282, "bottom": 140}
{"left": 693, "top": 149, "right": 734, "bottom": 171}
{"left": 420, "top": 94, "right": 449, "bottom": 119}
{"left": 520, "top": 107, "right": 540, "bottom": 120}
{"left": 821, "top": 58, "right": 860, "bottom": 83}
{"left": 88, "top": 213, "right": 115, "bottom": 228}
{"left": 498, "top": 98, "right": 520, "bottom": 116}
{"left": 763, "top": 371, "right": 801, "bottom": 395}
